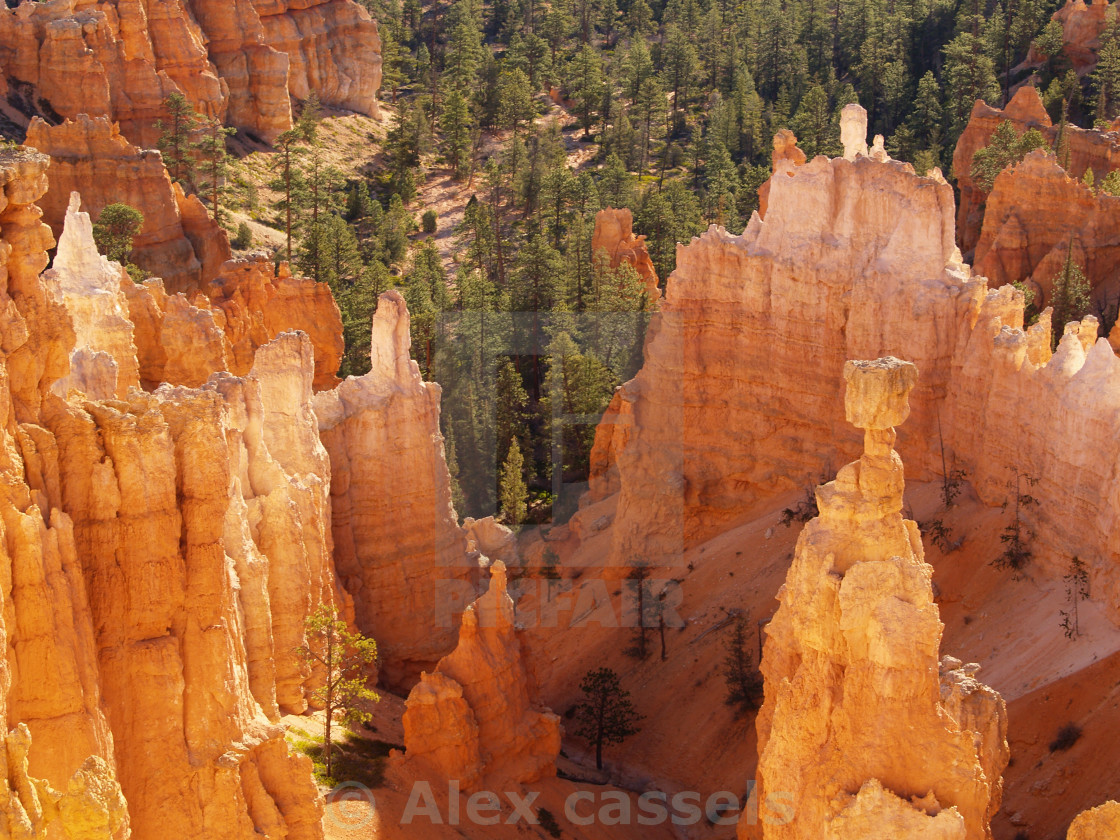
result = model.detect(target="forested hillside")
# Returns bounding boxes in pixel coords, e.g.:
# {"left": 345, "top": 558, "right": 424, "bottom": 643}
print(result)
{"left": 251, "top": 0, "right": 1109, "bottom": 523}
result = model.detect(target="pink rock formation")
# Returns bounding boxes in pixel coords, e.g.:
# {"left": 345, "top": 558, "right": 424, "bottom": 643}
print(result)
{"left": 0, "top": 0, "right": 382, "bottom": 146}
{"left": 757, "top": 128, "right": 807, "bottom": 218}
{"left": 1025, "top": 0, "right": 1110, "bottom": 72}
{"left": 592, "top": 207, "right": 660, "bottom": 299}
{"left": 400, "top": 561, "right": 560, "bottom": 791}
{"left": 974, "top": 148, "right": 1120, "bottom": 308}
{"left": 953, "top": 85, "right": 1120, "bottom": 256}
{"left": 314, "top": 290, "right": 476, "bottom": 688}
{"left": 0, "top": 724, "right": 129, "bottom": 839}
{"left": 252, "top": 0, "right": 383, "bottom": 121}
{"left": 591, "top": 143, "right": 964, "bottom": 567}
{"left": 206, "top": 254, "right": 343, "bottom": 391}
{"left": 750, "top": 357, "right": 1008, "bottom": 840}
{"left": 43, "top": 193, "right": 139, "bottom": 401}
{"left": 26, "top": 115, "right": 231, "bottom": 293}
{"left": 0, "top": 0, "right": 226, "bottom": 148}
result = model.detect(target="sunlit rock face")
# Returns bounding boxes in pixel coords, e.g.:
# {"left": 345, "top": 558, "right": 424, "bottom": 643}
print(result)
{"left": 592, "top": 125, "right": 1120, "bottom": 622}
{"left": 0, "top": 148, "right": 340, "bottom": 839}
{"left": 398, "top": 561, "right": 561, "bottom": 792}
{"left": 0, "top": 0, "right": 382, "bottom": 145}
{"left": 748, "top": 357, "right": 1008, "bottom": 840}
{"left": 314, "top": 290, "right": 477, "bottom": 689}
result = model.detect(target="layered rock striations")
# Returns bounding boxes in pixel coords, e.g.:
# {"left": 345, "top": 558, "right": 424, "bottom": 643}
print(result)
{"left": 399, "top": 561, "right": 561, "bottom": 791}
{"left": 0, "top": 148, "right": 343, "bottom": 838}
{"left": 592, "top": 207, "right": 660, "bottom": 299}
{"left": 593, "top": 126, "right": 1120, "bottom": 623}
{"left": 26, "top": 115, "right": 231, "bottom": 293}
{"left": 973, "top": 148, "right": 1120, "bottom": 308}
{"left": 0, "top": 0, "right": 382, "bottom": 146}
{"left": 592, "top": 139, "right": 965, "bottom": 566}
{"left": 953, "top": 85, "right": 1120, "bottom": 256}
{"left": 252, "top": 0, "right": 383, "bottom": 122}
{"left": 750, "top": 357, "right": 1008, "bottom": 840}
{"left": 315, "top": 290, "right": 476, "bottom": 687}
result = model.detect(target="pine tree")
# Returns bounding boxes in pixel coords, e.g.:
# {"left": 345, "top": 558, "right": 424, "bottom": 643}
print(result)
{"left": 568, "top": 44, "right": 605, "bottom": 138}
{"left": 944, "top": 33, "right": 1002, "bottom": 133}
{"left": 969, "top": 120, "right": 1047, "bottom": 193}
{"left": 193, "top": 117, "right": 235, "bottom": 222}
{"left": 574, "top": 668, "right": 643, "bottom": 770}
{"left": 499, "top": 437, "right": 528, "bottom": 525}
{"left": 497, "top": 68, "right": 537, "bottom": 137}
{"left": 92, "top": 204, "right": 145, "bottom": 265}
{"left": 722, "top": 612, "right": 763, "bottom": 715}
{"left": 295, "top": 605, "right": 379, "bottom": 780}
{"left": 156, "top": 92, "right": 199, "bottom": 187}
{"left": 1050, "top": 240, "right": 1091, "bottom": 348}
{"left": 270, "top": 129, "right": 307, "bottom": 262}
{"left": 440, "top": 87, "right": 474, "bottom": 179}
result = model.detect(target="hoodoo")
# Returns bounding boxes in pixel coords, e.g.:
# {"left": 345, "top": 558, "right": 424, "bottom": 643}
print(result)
{"left": 752, "top": 357, "right": 1008, "bottom": 840}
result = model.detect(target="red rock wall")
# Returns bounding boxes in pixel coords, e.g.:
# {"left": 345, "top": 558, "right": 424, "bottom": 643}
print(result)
{"left": 0, "top": 0, "right": 382, "bottom": 146}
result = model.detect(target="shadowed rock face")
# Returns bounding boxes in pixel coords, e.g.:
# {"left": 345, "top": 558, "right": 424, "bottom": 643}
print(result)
{"left": 0, "top": 0, "right": 381, "bottom": 146}
{"left": 749, "top": 356, "right": 1008, "bottom": 840}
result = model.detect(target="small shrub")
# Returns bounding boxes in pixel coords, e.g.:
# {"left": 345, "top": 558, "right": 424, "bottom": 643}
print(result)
{"left": 232, "top": 221, "right": 252, "bottom": 249}
{"left": 421, "top": 209, "right": 437, "bottom": 233}
{"left": 1048, "top": 722, "right": 1082, "bottom": 753}
{"left": 538, "top": 808, "right": 562, "bottom": 838}
{"left": 779, "top": 485, "right": 818, "bottom": 527}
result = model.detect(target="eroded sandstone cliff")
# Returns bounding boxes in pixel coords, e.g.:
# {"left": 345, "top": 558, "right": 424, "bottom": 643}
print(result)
{"left": 953, "top": 86, "right": 1120, "bottom": 256}
{"left": 26, "top": 115, "right": 231, "bottom": 292}
{"left": 750, "top": 357, "right": 1008, "bottom": 840}
{"left": 314, "top": 290, "right": 477, "bottom": 688}
{"left": 0, "top": 0, "right": 382, "bottom": 146}
{"left": 123, "top": 253, "right": 343, "bottom": 390}
{"left": 0, "top": 147, "right": 349, "bottom": 839}
{"left": 590, "top": 125, "right": 1120, "bottom": 629}
{"left": 398, "top": 561, "right": 561, "bottom": 791}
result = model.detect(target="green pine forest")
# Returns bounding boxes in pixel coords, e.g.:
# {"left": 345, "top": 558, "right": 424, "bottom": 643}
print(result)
{"left": 186, "top": 0, "right": 1120, "bottom": 526}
